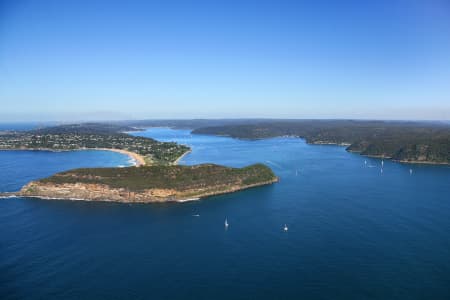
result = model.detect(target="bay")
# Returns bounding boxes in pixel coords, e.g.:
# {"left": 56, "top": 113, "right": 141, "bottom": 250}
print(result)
{"left": 1, "top": 127, "right": 450, "bottom": 299}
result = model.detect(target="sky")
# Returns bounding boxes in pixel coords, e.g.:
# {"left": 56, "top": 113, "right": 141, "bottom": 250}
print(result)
{"left": 1, "top": 0, "right": 450, "bottom": 121}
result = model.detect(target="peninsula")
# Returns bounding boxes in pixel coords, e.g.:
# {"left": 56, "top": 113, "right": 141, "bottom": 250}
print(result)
{"left": 15, "top": 164, "right": 278, "bottom": 203}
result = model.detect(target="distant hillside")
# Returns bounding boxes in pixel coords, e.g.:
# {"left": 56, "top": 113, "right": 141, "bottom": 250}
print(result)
{"left": 30, "top": 123, "right": 138, "bottom": 135}
{"left": 112, "top": 119, "right": 277, "bottom": 129}
{"left": 192, "top": 120, "right": 450, "bottom": 164}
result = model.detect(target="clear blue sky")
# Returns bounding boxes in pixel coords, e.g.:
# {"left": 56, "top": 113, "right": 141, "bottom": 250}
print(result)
{"left": 1, "top": 0, "right": 450, "bottom": 121}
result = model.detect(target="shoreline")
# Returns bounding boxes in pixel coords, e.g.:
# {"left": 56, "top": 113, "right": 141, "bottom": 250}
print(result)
{"left": 394, "top": 159, "right": 450, "bottom": 166}
{"left": 173, "top": 149, "right": 191, "bottom": 165}
{"left": 4, "top": 178, "right": 278, "bottom": 203}
{"left": 347, "top": 150, "right": 450, "bottom": 166}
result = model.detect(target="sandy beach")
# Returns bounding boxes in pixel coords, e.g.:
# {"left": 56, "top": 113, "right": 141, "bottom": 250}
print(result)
{"left": 173, "top": 150, "right": 191, "bottom": 165}
{"left": 95, "top": 148, "right": 146, "bottom": 166}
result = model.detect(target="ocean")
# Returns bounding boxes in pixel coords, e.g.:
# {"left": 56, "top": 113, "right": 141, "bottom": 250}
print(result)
{"left": 1, "top": 127, "right": 450, "bottom": 299}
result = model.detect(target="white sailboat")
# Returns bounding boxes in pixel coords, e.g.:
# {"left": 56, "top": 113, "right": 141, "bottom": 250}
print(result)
{"left": 225, "top": 218, "right": 229, "bottom": 228}
{"left": 409, "top": 169, "right": 413, "bottom": 175}
{"left": 283, "top": 224, "right": 288, "bottom": 231}
{"left": 381, "top": 160, "right": 384, "bottom": 167}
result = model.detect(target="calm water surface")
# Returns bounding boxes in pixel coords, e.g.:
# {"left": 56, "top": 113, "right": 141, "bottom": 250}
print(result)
{"left": 1, "top": 127, "right": 450, "bottom": 299}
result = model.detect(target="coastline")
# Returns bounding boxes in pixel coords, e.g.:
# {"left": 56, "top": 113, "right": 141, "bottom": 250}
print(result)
{"left": 347, "top": 150, "right": 450, "bottom": 166}
{"left": 10, "top": 178, "right": 278, "bottom": 203}
{"left": 173, "top": 149, "right": 191, "bottom": 165}
{"left": 394, "top": 159, "right": 450, "bottom": 166}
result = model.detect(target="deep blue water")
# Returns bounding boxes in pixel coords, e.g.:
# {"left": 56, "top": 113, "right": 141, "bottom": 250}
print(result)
{"left": 1, "top": 127, "right": 450, "bottom": 299}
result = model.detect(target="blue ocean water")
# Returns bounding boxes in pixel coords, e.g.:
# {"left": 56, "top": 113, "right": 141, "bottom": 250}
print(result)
{"left": 0, "top": 122, "right": 56, "bottom": 132}
{"left": 0, "top": 150, "right": 135, "bottom": 193}
{"left": 1, "top": 127, "right": 450, "bottom": 299}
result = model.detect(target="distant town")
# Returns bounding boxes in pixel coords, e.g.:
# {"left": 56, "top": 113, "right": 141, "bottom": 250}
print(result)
{"left": 0, "top": 123, "right": 189, "bottom": 165}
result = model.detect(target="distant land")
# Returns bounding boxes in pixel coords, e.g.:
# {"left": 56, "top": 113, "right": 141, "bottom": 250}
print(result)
{"left": 73, "top": 119, "right": 449, "bottom": 165}
{"left": 1, "top": 120, "right": 450, "bottom": 165}
{"left": 190, "top": 120, "right": 450, "bottom": 165}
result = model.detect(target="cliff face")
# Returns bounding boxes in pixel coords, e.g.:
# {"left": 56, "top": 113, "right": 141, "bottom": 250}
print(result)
{"left": 20, "top": 180, "right": 278, "bottom": 203}
{"left": 18, "top": 164, "right": 278, "bottom": 203}
{"left": 20, "top": 182, "right": 175, "bottom": 202}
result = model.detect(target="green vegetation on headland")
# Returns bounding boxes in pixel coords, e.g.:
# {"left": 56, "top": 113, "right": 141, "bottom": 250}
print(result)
{"left": 192, "top": 120, "right": 450, "bottom": 164}
{"left": 18, "top": 164, "right": 278, "bottom": 202}
{"left": 0, "top": 123, "right": 189, "bottom": 165}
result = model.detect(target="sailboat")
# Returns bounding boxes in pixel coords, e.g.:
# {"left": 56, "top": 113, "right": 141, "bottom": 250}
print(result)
{"left": 283, "top": 224, "right": 288, "bottom": 231}
{"left": 409, "top": 169, "right": 413, "bottom": 175}
{"left": 225, "top": 218, "right": 229, "bottom": 228}
{"left": 381, "top": 160, "right": 384, "bottom": 167}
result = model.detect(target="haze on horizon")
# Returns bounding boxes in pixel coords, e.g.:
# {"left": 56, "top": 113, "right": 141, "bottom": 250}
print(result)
{"left": 1, "top": 0, "right": 450, "bottom": 122}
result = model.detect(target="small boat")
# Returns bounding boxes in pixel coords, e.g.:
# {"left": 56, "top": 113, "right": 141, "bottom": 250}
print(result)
{"left": 409, "top": 169, "right": 413, "bottom": 175}
{"left": 364, "top": 160, "right": 367, "bottom": 165}
{"left": 381, "top": 160, "right": 384, "bottom": 167}
{"left": 225, "top": 218, "right": 229, "bottom": 228}
{"left": 192, "top": 214, "right": 200, "bottom": 217}
{"left": 283, "top": 224, "right": 288, "bottom": 231}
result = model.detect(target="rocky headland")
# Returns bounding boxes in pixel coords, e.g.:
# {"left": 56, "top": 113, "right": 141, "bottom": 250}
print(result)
{"left": 11, "top": 164, "right": 278, "bottom": 203}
